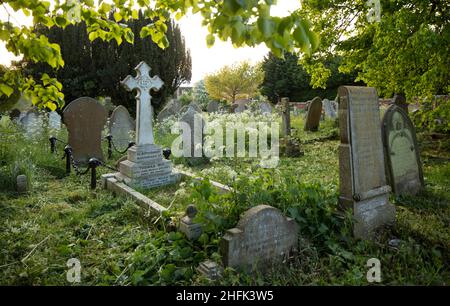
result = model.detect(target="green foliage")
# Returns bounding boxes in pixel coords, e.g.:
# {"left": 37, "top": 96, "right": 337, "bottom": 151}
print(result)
{"left": 412, "top": 96, "right": 450, "bottom": 134}
{"left": 300, "top": 0, "right": 450, "bottom": 100}
{"left": 192, "top": 80, "right": 214, "bottom": 110}
{"left": 204, "top": 61, "right": 264, "bottom": 104}
{"left": 260, "top": 52, "right": 359, "bottom": 103}
{"left": 0, "top": 0, "right": 319, "bottom": 110}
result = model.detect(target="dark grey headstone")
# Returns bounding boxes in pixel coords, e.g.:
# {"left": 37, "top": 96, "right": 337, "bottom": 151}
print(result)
{"left": 220, "top": 205, "right": 298, "bottom": 272}
{"left": 304, "top": 97, "right": 322, "bottom": 131}
{"left": 382, "top": 105, "right": 424, "bottom": 196}
{"left": 63, "top": 97, "right": 107, "bottom": 165}
{"left": 207, "top": 101, "right": 219, "bottom": 113}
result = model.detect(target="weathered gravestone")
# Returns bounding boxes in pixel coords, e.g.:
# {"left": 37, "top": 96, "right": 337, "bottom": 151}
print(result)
{"left": 280, "top": 97, "right": 291, "bottom": 136}
{"left": 16, "top": 174, "right": 28, "bottom": 193}
{"left": 233, "top": 103, "right": 247, "bottom": 113}
{"left": 259, "top": 102, "right": 273, "bottom": 114}
{"left": 304, "top": 96, "right": 322, "bottom": 131}
{"left": 109, "top": 105, "right": 135, "bottom": 151}
{"left": 180, "top": 102, "right": 202, "bottom": 116}
{"left": 220, "top": 205, "right": 298, "bottom": 272}
{"left": 382, "top": 105, "right": 424, "bottom": 196}
{"left": 115, "top": 61, "right": 178, "bottom": 189}
{"left": 63, "top": 97, "right": 107, "bottom": 165}
{"left": 157, "top": 99, "right": 181, "bottom": 122}
{"left": 48, "top": 111, "right": 61, "bottom": 130}
{"left": 179, "top": 205, "right": 202, "bottom": 240}
{"left": 322, "top": 98, "right": 337, "bottom": 119}
{"left": 207, "top": 101, "right": 219, "bottom": 113}
{"left": 338, "top": 86, "right": 396, "bottom": 239}
{"left": 20, "top": 110, "right": 43, "bottom": 139}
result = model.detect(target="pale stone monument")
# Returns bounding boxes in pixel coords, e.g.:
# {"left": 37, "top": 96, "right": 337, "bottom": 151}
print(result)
{"left": 304, "top": 96, "right": 322, "bottom": 131}
{"left": 179, "top": 205, "right": 202, "bottom": 240}
{"left": 109, "top": 105, "right": 135, "bottom": 151}
{"left": 382, "top": 104, "right": 424, "bottom": 196}
{"left": 220, "top": 205, "right": 298, "bottom": 272}
{"left": 157, "top": 99, "right": 181, "bottom": 122}
{"left": 338, "top": 86, "right": 396, "bottom": 239}
{"left": 20, "top": 110, "right": 43, "bottom": 139}
{"left": 259, "top": 102, "right": 273, "bottom": 114}
{"left": 115, "top": 61, "right": 178, "bottom": 189}
{"left": 63, "top": 97, "right": 107, "bottom": 165}
{"left": 323, "top": 98, "right": 337, "bottom": 119}
{"left": 180, "top": 104, "right": 207, "bottom": 165}
{"left": 48, "top": 111, "right": 61, "bottom": 130}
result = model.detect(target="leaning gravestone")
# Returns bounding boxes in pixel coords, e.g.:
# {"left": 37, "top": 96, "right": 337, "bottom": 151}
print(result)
{"left": 207, "top": 101, "right": 219, "bottom": 113}
{"left": 115, "top": 61, "right": 178, "bottom": 189}
{"left": 322, "top": 98, "right": 337, "bottom": 119}
{"left": 338, "top": 86, "right": 396, "bottom": 239}
{"left": 157, "top": 99, "right": 181, "bottom": 122}
{"left": 109, "top": 105, "right": 135, "bottom": 151}
{"left": 63, "top": 97, "right": 107, "bottom": 165}
{"left": 304, "top": 97, "right": 322, "bottom": 131}
{"left": 280, "top": 97, "right": 291, "bottom": 136}
{"left": 382, "top": 105, "right": 424, "bottom": 196}
{"left": 220, "top": 205, "right": 298, "bottom": 272}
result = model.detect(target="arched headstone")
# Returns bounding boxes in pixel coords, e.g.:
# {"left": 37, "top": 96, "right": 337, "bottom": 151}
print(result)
{"left": 304, "top": 97, "right": 322, "bottom": 131}
{"left": 109, "top": 105, "right": 135, "bottom": 151}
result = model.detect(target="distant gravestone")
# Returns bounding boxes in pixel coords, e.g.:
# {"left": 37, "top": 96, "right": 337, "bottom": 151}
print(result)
{"left": 48, "top": 111, "right": 61, "bottom": 130}
{"left": 322, "top": 98, "right": 337, "bottom": 119}
{"left": 20, "top": 110, "right": 43, "bottom": 139}
{"left": 157, "top": 99, "right": 181, "bottom": 122}
{"left": 280, "top": 97, "right": 291, "bottom": 136}
{"left": 220, "top": 205, "right": 298, "bottom": 272}
{"left": 179, "top": 205, "right": 202, "bottom": 240}
{"left": 338, "top": 86, "right": 395, "bottom": 239}
{"left": 382, "top": 105, "right": 424, "bottom": 196}
{"left": 234, "top": 103, "right": 247, "bottom": 113}
{"left": 259, "top": 102, "right": 273, "bottom": 114}
{"left": 103, "top": 96, "right": 115, "bottom": 114}
{"left": 392, "top": 94, "right": 408, "bottom": 114}
{"left": 109, "top": 105, "right": 135, "bottom": 151}
{"left": 207, "top": 101, "right": 219, "bottom": 113}
{"left": 16, "top": 174, "right": 28, "bottom": 193}
{"left": 180, "top": 104, "right": 205, "bottom": 163}
{"left": 304, "top": 97, "right": 322, "bottom": 131}
{"left": 63, "top": 97, "right": 107, "bottom": 165}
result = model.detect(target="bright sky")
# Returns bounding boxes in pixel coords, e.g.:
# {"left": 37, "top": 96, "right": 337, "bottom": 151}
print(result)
{"left": 0, "top": 1, "right": 301, "bottom": 84}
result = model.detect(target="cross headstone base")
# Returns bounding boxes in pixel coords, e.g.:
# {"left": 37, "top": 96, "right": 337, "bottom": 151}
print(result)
{"left": 114, "top": 144, "right": 179, "bottom": 189}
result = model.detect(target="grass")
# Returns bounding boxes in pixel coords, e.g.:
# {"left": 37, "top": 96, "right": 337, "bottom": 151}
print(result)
{"left": 0, "top": 114, "right": 448, "bottom": 285}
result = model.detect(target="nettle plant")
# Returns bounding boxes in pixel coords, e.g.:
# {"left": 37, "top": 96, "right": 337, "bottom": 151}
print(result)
{"left": 0, "top": 0, "right": 319, "bottom": 111}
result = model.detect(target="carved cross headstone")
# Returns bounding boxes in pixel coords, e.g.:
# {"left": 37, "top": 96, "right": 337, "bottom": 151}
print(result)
{"left": 121, "top": 62, "right": 164, "bottom": 146}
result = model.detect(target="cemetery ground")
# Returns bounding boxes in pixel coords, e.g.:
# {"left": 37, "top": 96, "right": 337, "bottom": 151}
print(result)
{"left": 0, "top": 115, "right": 449, "bottom": 285}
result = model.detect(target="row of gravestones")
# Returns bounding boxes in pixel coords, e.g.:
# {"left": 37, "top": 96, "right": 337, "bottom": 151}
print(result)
{"left": 10, "top": 110, "right": 62, "bottom": 139}
{"left": 192, "top": 86, "right": 425, "bottom": 277}
{"left": 157, "top": 99, "right": 275, "bottom": 122}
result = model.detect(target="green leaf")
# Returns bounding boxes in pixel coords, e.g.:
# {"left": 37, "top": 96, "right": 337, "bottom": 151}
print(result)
{"left": 206, "top": 34, "right": 215, "bottom": 48}
{"left": 0, "top": 83, "right": 14, "bottom": 97}
{"left": 113, "top": 12, "right": 122, "bottom": 22}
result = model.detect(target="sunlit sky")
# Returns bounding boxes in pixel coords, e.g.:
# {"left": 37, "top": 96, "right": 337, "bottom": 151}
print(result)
{"left": 0, "top": 1, "right": 301, "bottom": 84}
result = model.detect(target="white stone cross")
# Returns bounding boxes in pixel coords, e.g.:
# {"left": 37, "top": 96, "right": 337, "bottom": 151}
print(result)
{"left": 121, "top": 61, "right": 164, "bottom": 146}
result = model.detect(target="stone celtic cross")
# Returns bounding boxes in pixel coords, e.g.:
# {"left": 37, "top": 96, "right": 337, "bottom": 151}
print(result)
{"left": 121, "top": 61, "right": 164, "bottom": 146}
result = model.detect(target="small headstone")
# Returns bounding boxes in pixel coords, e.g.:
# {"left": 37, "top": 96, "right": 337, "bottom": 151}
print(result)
{"left": 179, "top": 205, "right": 202, "bottom": 240}
{"left": 304, "top": 97, "right": 322, "bottom": 131}
{"left": 338, "top": 86, "right": 396, "bottom": 239}
{"left": 207, "top": 101, "right": 219, "bottom": 113}
{"left": 220, "top": 205, "right": 298, "bottom": 272}
{"left": 103, "top": 96, "right": 115, "bottom": 114}
{"left": 109, "top": 105, "right": 135, "bottom": 151}
{"left": 382, "top": 105, "right": 424, "bottom": 196}
{"left": 63, "top": 97, "right": 107, "bottom": 165}
{"left": 233, "top": 104, "right": 247, "bottom": 113}
{"left": 197, "top": 260, "right": 223, "bottom": 281}
{"left": 280, "top": 97, "right": 291, "bottom": 136}
{"left": 259, "top": 102, "right": 273, "bottom": 114}
{"left": 48, "top": 111, "right": 61, "bottom": 130}
{"left": 16, "top": 174, "right": 28, "bottom": 193}
{"left": 322, "top": 98, "right": 337, "bottom": 119}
